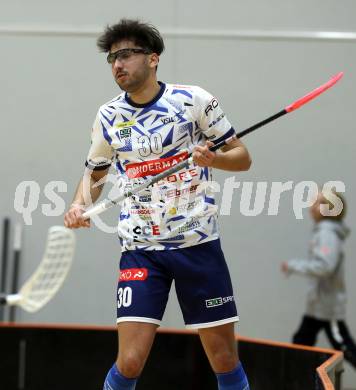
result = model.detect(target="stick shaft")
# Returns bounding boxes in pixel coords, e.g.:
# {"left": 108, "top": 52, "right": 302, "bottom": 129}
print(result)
{"left": 0, "top": 218, "right": 10, "bottom": 321}
{"left": 0, "top": 218, "right": 10, "bottom": 292}
{"left": 9, "top": 224, "right": 22, "bottom": 322}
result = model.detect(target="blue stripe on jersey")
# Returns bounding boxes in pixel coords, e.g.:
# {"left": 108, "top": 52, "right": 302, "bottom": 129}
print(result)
{"left": 196, "top": 231, "right": 209, "bottom": 241}
{"left": 172, "top": 89, "right": 193, "bottom": 99}
{"left": 131, "top": 125, "right": 145, "bottom": 136}
{"left": 160, "top": 143, "right": 186, "bottom": 158}
{"left": 197, "top": 133, "right": 204, "bottom": 142}
{"left": 101, "top": 121, "right": 113, "bottom": 145}
{"left": 151, "top": 113, "right": 166, "bottom": 125}
{"left": 101, "top": 111, "right": 116, "bottom": 126}
{"left": 162, "top": 127, "right": 174, "bottom": 147}
{"left": 176, "top": 111, "right": 187, "bottom": 124}
{"left": 137, "top": 115, "right": 151, "bottom": 127}
{"left": 176, "top": 133, "right": 189, "bottom": 143}
{"left": 160, "top": 242, "right": 184, "bottom": 249}
{"left": 121, "top": 106, "right": 137, "bottom": 115}
{"left": 205, "top": 196, "right": 215, "bottom": 205}
{"left": 200, "top": 167, "right": 209, "bottom": 180}
{"left": 115, "top": 161, "right": 125, "bottom": 174}
{"left": 119, "top": 213, "right": 130, "bottom": 221}
{"left": 179, "top": 122, "right": 194, "bottom": 137}
{"left": 120, "top": 113, "right": 130, "bottom": 122}
{"left": 116, "top": 139, "right": 133, "bottom": 152}
{"left": 147, "top": 122, "right": 166, "bottom": 134}
{"left": 134, "top": 245, "right": 150, "bottom": 250}
{"left": 166, "top": 215, "right": 186, "bottom": 223}
{"left": 136, "top": 102, "right": 169, "bottom": 118}
{"left": 213, "top": 127, "right": 236, "bottom": 145}
{"left": 111, "top": 96, "right": 122, "bottom": 103}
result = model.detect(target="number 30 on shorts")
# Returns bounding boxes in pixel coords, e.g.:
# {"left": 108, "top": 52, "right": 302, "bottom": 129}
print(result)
{"left": 117, "top": 287, "right": 133, "bottom": 308}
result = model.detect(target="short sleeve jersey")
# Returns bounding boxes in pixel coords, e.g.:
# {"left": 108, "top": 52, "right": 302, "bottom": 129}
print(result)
{"left": 86, "top": 82, "right": 236, "bottom": 251}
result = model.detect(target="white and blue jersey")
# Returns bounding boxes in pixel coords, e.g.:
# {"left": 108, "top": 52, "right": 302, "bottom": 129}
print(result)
{"left": 86, "top": 82, "right": 236, "bottom": 251}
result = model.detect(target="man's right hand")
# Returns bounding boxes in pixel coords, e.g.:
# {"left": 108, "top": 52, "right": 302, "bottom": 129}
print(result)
{"left": 64, "top": 204, "right": 90, "bottom": 229}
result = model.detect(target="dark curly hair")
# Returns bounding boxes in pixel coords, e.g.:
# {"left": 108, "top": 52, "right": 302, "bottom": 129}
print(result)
{"left": 97, "top": 19, "right": 165, "bottom": 55}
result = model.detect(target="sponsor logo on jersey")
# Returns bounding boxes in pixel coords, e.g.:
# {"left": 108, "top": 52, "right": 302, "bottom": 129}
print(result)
{"left": 119, "top": 268, "right": 148, "bottom": 281}
{"left": 116, "top": 120, "right": 136, "bottom": 128}
{"left": 208, "top": 112, "right": 225, "bottom": 128}
{"left": 168, "top": 200, "right": 202, "bottom": 215}
{"left": 125, "top": 152, "right": 189, "bottom": 179}
{"left": 168, "top": 207, "right": 178, "bottom": 215}
{"left": 206, "top": 296, "right": 234, "bottom": 308}
{"left": 157, "top": 168, "right": 198, "bottom": 185}
{"left": 133, "top": 225, "right": 160, "bottom": 236}
{"left": 118, "top": 127, "right": 131, "bottom": 140}
{"left": 167, "top": 199, "right": 202, "bottom": 216}
{"left": 178, "top": 219, "right": 201, "bottom": 233}
{"left": 129, "top": 208, "right": 156, "bottom": 220}
{"left": 165, "top": 234, "right": 185, "bottom": 241}
{"left": 137, "top": 194, "right": 152, "bottom": 202}
{"left": 178, "top": 122, "right": 193, "bottom": 134}
{"left": 129, "top": 208, "right": 155, "bottom": 215}
{"left": 160, "top": 110, "right": 186, "bottom": 125}
{"left": 205, "top": 98, "right": 219, "bottom": 116}
{"left": 166, "top": 184, "right": 198, "bottom": 199}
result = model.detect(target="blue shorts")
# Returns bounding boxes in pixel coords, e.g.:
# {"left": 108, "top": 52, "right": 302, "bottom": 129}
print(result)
{"left": 117, "top": 239, "right": 239, "bottom": 329}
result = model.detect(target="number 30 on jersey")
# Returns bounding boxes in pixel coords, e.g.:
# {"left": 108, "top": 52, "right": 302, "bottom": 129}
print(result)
{"left": 136, "top": 134, "right": 163, "bottom": 157}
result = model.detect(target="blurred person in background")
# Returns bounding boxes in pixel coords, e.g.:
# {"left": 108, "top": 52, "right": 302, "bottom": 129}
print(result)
{"left": 281, "top": 190, "right": 356, "bottom": 369}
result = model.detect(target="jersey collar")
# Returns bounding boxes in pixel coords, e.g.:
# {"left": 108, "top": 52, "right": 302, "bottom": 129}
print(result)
{"left": 125, "top": 82, "right": 166, "bottom": 108}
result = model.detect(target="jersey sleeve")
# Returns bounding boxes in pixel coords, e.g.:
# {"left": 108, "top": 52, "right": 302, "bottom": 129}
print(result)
{"left": 194, "top": 87, "right": 236, "bottom": 144}
{"left": 85, "top": 111, "right": 115, "bottom": 170}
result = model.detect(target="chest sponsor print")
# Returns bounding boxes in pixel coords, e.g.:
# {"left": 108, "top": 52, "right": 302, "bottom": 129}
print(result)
{"left": 125, "top": 152, "right": 188, "bottom": 178}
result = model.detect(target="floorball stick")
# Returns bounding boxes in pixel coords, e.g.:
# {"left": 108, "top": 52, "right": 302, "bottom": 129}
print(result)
{"left": 83, "top": 72, "right": 343, "bottom": 219}
{"left": 0, "top": 226, "right": 75, "bottom": 313}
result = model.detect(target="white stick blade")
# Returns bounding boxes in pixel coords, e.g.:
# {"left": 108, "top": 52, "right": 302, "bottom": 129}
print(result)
{"left": 18, "top": 226, "right": 75, "bottom": 313}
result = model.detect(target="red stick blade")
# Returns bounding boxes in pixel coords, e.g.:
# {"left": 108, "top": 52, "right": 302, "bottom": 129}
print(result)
{"left": 285, "top": 72, "right": 344, "bottom": 113}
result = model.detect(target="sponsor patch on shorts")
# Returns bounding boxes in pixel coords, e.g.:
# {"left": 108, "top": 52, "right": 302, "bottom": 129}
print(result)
{"left": 119, "top": 268, "right": 148, "bottom": 281}
{"left": 206, "top": 296, "right": 234, "bottom": 308}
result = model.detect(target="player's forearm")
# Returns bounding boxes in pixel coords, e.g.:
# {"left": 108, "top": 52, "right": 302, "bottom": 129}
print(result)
{"left": 71, "top": 170, "right": 107, "bottom": 207}
{"left": 212, "top": 146, "right": 252, "bottom": 172}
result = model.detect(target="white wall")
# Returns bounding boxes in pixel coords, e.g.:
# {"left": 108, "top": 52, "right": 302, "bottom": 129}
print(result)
{"left": 1, "top": 0, "right": 355, "bottom": 386}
